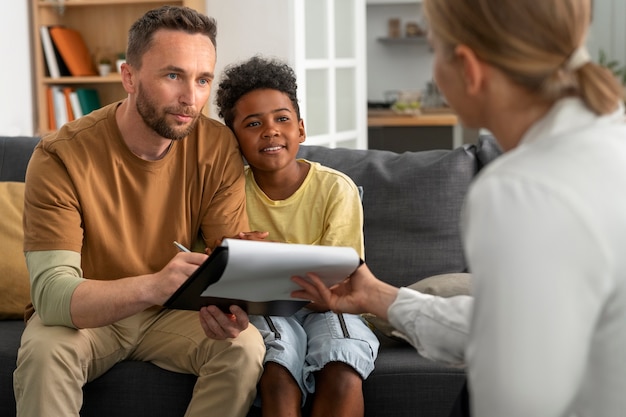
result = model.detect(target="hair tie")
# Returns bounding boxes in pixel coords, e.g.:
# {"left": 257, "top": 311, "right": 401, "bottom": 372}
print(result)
{"left": 564, "top": 46, "right": 591, "bottom": 71}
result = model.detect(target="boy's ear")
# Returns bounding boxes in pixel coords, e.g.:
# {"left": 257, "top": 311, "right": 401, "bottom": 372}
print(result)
{"left": 299, "top": 119, "right": 306, "bottom": 143}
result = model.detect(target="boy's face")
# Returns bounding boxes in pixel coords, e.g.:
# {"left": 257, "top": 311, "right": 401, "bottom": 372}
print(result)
{"left": 231, "top": 88, "right": 305, "bottom": 173}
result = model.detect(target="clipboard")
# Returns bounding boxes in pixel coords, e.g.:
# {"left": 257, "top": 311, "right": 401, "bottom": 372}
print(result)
{"left": 164, "top": 239, "right": 362, "bottom": 316}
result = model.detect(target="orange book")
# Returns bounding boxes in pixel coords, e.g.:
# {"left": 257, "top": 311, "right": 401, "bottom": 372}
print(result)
{"left": 46, "top": 87, "right": 56, "bottom": 131}
{"left": 48, "top": 27, "right": 97, "bottom": 76}
{"left": 63, "top": 87, "right": 75, "bottom": 121}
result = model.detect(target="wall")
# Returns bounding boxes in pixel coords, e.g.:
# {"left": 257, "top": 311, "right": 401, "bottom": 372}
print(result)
{"left": 204, "top": 0, "right": 294, "bottom": 118}
{"left": 366, "top": 3, "right": 432, "bottom": 102}
{"left": 587, "top": 0, "right": 626, "bottom": 66}
{"left": 0, "top": 2, "right": 34, "bottom": 136}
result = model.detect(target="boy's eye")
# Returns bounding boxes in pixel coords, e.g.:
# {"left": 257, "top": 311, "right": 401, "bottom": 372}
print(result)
{"left": 246, "top": 121, "right": 261, "bottom": 128}
{"left": 277, "top": 116, "right": 289, "bottom": 122}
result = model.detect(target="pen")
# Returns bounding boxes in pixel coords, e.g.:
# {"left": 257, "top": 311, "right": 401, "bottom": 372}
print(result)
{"left": 173, "top": 241, "right": 191, "bottom": 253}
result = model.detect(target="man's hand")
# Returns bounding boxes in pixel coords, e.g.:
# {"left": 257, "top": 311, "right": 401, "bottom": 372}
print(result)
{"left": 291, "top": 263, "right": 399, "bottom": 321}
{"left": 150, "top": 252, "right": 208, "bottom": 305}
{"left": 199, "top": 305, "right": 249, "bottom": 339}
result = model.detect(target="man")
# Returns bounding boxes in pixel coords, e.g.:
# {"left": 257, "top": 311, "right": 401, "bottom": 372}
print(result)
{"left": 14, "top": 6, "right": 264, "bottom": 417}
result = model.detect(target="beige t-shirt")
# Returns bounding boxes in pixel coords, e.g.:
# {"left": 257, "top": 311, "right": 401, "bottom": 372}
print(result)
{"left": 23, "top": 101, "right": 248, "bottom": 323}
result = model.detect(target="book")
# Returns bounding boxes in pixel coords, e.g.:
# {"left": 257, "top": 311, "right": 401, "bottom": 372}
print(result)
{"left": 40, "top": 26, "right": 60, "bottom": 78}
{"left": 165, "top": 239, "right": 362, "bottom": 316}
{"left": 46, "top": 87, "right": 56, "bottom": 131}
{"left": 75, "top": 88, "right": 101, "bottom": 115}
{"left": 62, "top": 87, "right": 75, "bottom": 121}
{"left": 49, "top": 26, "right": 97, "bottom": 76}
{"left": 51, "top": 86, "right": 69, "bottom": 129}
{"left": 68, "top": 90, "right": 83, "bottom": 119}
{"left": 40, "top": 26, "right": 71, "bottom": 78}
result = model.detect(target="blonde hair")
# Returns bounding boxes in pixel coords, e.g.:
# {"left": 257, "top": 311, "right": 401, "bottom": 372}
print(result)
{"left": 423, "top": 0, "right": 624, "bottom": 115}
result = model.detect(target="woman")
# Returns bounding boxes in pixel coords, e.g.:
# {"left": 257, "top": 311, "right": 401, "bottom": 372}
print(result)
{"left": 292, "top": 1, "right": 626, "bottom": 416}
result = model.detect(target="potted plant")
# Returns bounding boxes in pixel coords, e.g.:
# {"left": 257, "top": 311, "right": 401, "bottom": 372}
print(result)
{"left": 98, "top": 57, "right": 112, "bottom": 76}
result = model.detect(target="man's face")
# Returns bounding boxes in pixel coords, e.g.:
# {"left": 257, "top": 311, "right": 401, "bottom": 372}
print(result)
{"left": 132, "top": 29, "right": 216, "bottom": 140}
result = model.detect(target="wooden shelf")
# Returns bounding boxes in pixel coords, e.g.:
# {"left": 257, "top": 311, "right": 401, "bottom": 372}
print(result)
{"left": 42, "top": 74, "right": 122, "bottom": 85}
{"left": 31, "top": 0, "right": 205, "bottom": 134}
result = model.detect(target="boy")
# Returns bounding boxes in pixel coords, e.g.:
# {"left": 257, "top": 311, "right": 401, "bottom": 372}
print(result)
{"left": 215, "top": 56, "right": 379, "bottom": 417}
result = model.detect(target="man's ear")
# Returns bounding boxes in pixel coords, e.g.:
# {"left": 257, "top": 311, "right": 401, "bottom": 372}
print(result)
{"left": 120, "top": 63, "right": 136, "bottom": 94}
{"left": 298, "top": 119, "right": 306, "bottom": 143}
{"left": 454, "top": 44, "right": 485, "bottom": 96}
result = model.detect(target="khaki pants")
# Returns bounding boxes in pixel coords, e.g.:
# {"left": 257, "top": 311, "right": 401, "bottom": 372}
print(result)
{"left": 13, "top": 307, "right": 265, "bottom": 417}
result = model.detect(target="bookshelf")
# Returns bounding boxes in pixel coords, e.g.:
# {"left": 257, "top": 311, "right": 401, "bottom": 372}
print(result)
{"left": 31, "top": 0, "right": 207, "bottom": 134}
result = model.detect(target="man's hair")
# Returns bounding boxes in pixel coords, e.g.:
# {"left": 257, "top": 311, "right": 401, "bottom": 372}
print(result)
{"left": 126, "top": 5, "right": 217, "bottom": 69}
{"left": 216, "top": 56, "right": 300, "bottom": 129}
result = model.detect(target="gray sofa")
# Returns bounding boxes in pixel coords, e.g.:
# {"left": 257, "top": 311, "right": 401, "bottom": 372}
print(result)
{"left": 0, "top": 134, "right": 501, "bottom": 417}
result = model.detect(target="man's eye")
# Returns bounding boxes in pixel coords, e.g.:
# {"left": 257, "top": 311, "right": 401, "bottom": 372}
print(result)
{"left": 199, "top": 78, "right": 210, "bottom": 86}
{"left": 167, "top": 73, "right": 178, "bottom": 80}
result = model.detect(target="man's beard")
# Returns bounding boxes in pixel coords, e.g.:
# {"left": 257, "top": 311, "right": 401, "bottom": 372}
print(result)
{"left": 135, "top": 84, "right": 199, "bottom": 140}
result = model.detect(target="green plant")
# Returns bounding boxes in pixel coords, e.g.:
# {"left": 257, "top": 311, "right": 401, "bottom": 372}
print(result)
{"left": 598, "top": 49, "right": 626, "bottom": 85}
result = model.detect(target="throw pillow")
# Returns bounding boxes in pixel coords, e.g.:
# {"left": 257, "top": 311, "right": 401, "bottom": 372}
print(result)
{"left": 0, "top": 182, "right": 30, "bottom": 320}
{"left": 363, "top": 272, "right": 471, "bottom": 341}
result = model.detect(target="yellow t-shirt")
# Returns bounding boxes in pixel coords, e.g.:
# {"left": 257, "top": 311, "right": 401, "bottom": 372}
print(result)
{"left": 23, "top": 101, "right": 248, "bottom": 323}
{"left": 244, "top": 160, "right": 364, "bottom": 259}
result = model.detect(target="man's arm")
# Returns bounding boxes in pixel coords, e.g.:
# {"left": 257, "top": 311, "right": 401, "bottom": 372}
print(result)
{"left": 27, "top": 249, "right": 208, "bottom": 328}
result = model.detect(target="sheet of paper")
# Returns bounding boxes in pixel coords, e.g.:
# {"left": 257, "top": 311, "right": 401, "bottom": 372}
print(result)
{"left": 200, "top": 239, "right": 360, "bottom": 301}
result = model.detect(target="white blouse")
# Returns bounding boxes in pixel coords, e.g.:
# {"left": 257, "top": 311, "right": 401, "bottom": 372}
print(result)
{"left": 389, "top": 98, "right": 626, "bottom": 417}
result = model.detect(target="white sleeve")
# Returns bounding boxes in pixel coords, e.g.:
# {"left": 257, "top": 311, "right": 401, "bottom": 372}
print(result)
{"left": 463, "top": 175, "right": 610, "bottom": 417}
{"left": 387, "top": 288, "right": 472, "bottom": 366}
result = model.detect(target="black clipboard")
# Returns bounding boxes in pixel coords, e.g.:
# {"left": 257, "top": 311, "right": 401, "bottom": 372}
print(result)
{"left": 163, "top": 245, "right": 308, "bottom": 316}
{"left": 163, "top": 239, "right": 361, "bottom": 316}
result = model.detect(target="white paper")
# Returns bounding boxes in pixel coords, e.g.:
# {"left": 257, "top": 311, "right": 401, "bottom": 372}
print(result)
{"left": 200, "top": 239, "right": 360, "bottom": 301}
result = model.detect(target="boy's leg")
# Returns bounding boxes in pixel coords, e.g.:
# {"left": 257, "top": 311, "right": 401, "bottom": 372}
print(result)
{"left": 134, "top": 309, "right": 265, "bottom": 417}
{"left": 302, "top": 312, "right": 380, "bottom": 417}
{"left": 13, "top": 313, "right": 139, "bottom": 417}
{"left": 249, "top": 314, "right": 308, "bottom": 417}
{"left": 313, "top": 362, "right": 364, "bottom": 417}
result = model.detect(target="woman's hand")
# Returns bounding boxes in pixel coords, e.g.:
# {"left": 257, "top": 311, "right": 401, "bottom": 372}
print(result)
{"left": 291, "top": 263, "right": 399, "bottom": 320}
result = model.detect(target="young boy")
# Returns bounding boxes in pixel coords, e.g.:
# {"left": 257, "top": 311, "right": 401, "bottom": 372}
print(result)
{"left": 216, "top": 56, "right": 379, "bottom": 417}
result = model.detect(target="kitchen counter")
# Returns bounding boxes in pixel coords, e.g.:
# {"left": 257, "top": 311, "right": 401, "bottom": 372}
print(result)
{"left": 367, "top": 108, "right": 458, "bottom": 127}
{"left": 368, "top": 109, "right": 463, "bottom": 150}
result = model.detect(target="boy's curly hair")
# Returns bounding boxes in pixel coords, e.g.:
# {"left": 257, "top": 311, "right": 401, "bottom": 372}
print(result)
{"left": 216, "top": 56, "right": 300, "bottom": 129}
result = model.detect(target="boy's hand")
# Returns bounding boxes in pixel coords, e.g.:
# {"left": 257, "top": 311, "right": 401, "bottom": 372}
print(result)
{"left": 236, "top": 231, "right": 270, "bottom": 241}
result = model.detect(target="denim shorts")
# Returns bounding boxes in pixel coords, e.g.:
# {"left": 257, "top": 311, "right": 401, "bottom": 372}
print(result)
{"left": 250, "top": 308, "right": 380, "bottom": 404}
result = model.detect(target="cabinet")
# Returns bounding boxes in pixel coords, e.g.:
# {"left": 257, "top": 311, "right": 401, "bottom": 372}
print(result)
{"left": 31, "top": 0, "right": 206, "bottom": 135}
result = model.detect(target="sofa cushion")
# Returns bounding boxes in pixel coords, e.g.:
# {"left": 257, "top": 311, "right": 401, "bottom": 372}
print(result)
{"left": 0, "top": 136, "right": 39, "bottom": 182}
{"left": 0, "top": 182, "right": 29, "bottom": 320}
{"left": 297, "top": 144, "right": 478, "bottom": 288}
